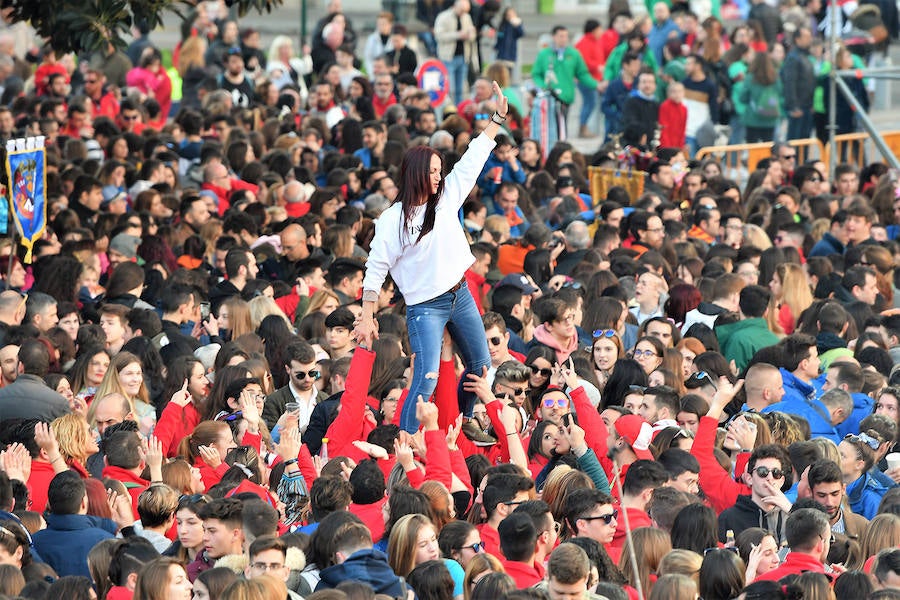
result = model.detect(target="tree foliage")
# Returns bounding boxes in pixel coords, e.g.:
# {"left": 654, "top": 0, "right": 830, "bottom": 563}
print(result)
{"left": 0, "top": 0, "right": 283, "bottom": 54}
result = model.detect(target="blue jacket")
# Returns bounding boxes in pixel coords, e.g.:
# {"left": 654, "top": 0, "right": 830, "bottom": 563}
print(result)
{"left": 846, "top": 471, "right": 887, "bottom": 519}
{"left": 763, "top": 369, "right": 839, "bottom": 443}
{"left": 479, "top": 155, "right": 527, "bottom": 200}
{"left": 835, "top": 392, "right": 874, "bottom": 438}
{"left": 601, "top": 77, "right": 633, "bottom": 138}
{"left": 353, "top": 147, "right": 377, "bottom": 169}
{"left": 808, "top": 232, "right": 845, "bottom": 257}
{"left": 495, "top": 21, "right": 524, "bottom": 62}
{"left": 648, "top": 19, "right": 681, "bottom": 65}
{"left": 33, "top": 513, "right": 116, "bottom": 578}
{"left": 317, "top": 549, "right": 411, "bottom": 597}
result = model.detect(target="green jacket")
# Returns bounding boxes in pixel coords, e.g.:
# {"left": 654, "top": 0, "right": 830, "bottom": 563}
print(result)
{"left": 603, "top": 44, "right": 659, "bottom": 83}
{"left": 716, "top": 318, "right": 780, "bottom": 374}
{"left": 532, "top": 45, "right": 597, "bottom": 105}
{"left": 728, "top": 60, "right": 749, "bottom": 117}
{"left": 738, "top": 75, "right": 783, "bottom": 128}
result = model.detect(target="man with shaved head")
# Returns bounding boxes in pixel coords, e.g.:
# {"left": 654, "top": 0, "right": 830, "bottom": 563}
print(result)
{"left": 262, "top": 223, "right": 311, "bottom": 282}
{"left": 0, "top": 291, "right": 25, "bottom": 326}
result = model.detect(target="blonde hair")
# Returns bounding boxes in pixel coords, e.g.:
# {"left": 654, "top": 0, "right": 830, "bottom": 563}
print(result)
{"left": 743, "top": 223, "right": 773, "bottom": 250}
{"left": 388, "top": 514, "right": 435, "bottom": 578}
{"left": 137, "top": 484, "right": 179, "bottom": 527}
{"left": 463, "top": 553, "right": 505, "bottom": 600}
{"left": 810, "top": 437, "right": 841, "bottom": 466}
{"left": 420, "top": 480, "right": 454, "bottom": 532}
{"left": 93, "top": 352, "right": 149, "bottom": 419}
{"left": 221, "top": 297, "right": 254, "bottom": 339}
{"left": 248, "top": 296, "right": 291, "bottom": 330}
{"left": 177, "top": 36, "right": 207, "bottom": 76}
{"left": 305, "top": 289, "right": 340, "bottom": 317}
{"left": 219, "top": 575, "right": 287, "bottom": 600}
{"left": 648, "top": 573, "right": 699, "bottom": 600}
{"left": 619, "top": 527, "right": 672, "bottom": 594}
{"left": 160, "top": 458, "right": 195, "bottom": 494}
{"left": 775, "top": 263, "right": 813, "bottom": 332}
{"left": 200, "top": 221, "right": 223, "bottom": 262}
{"left": 658, "top": 549, "right": 703, "bottom": 585}
{"left": 860, "top": 514, "right": 900, "bottom": 562}
{"left": 267, "top": 35, "right": 294, "bottom": 62}
{"left": 52, "top": 413, "right": 93, "bottom": 464}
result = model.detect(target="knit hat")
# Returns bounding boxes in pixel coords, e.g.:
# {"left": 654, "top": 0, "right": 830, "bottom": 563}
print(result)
{"left": 614, "top": 414, "right": 654, "bottom": 460}
{"left": 108, "top": 234, "right": 141, "bottom": 260}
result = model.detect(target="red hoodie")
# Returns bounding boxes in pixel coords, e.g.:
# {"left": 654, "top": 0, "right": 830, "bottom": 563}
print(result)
{"left": 102, "top": 465, "right": 149, "bottom": 520}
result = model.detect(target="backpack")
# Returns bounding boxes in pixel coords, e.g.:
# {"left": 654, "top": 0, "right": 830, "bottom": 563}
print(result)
{"left": 752, "top": 84, "right": 781, "bottom": 119}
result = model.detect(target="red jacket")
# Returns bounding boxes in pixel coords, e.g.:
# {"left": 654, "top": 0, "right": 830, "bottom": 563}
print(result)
{"left": 90, "top": 92, "right": 120, "bottom": 121}
{"left": 465, "top": 269, "right": 489, "bottom": 314}
{"left": 658, "top": 99, "right": 687, "bottom": 148}
{"left": 575, "top": 34, "right": 606, "bottom": 80}
{"left": 372, "top": 93, "right": 397, "bottom": 118}
{"left": 193, "top": 429, "right": 263, "bottom": 491}
{"left": 477, "top": 522, "right": 503, "bottom": 559}
{"left": 692, "top": 416, "right": 751, "bottom": 514}
{"left": 102, "top": 465, "right": 149, "bottom": 520}
{"left": 754, "top": 552, "right": 828, "bottom": 582}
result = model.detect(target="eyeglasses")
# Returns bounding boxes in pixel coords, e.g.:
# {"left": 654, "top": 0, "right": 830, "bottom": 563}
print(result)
{"left": 753, "top": 466, "right": 786, "bottom": 479}
{"left": 845, "top": 433, "right": 880, "bottom": 450}
{"left": 178, "top": 493, "right": 211, "bottom": 508}
{"left": 457, "top": 541, "right": 485, "bottom": 553}
{"left": 475, "top": 113, "right": 490, "bottom": 120}
{"left": 632, "top": 349, "right": 660, "bottom": 358}
{"left": 579, "top": 510, "right": 618, "bottom": 525}
{"left": 488, "top": 336, "right": 503, "bottom": 346}
{"left": 593, "top": 329, "right": 616, "bottom": 338}
{"left": 542, "top": 397, "right": 568, "bottom": 408}
{"left": 529, "top": 365, "right": 552, "bottom": 377}
{"left": 250, "top": 562, "right": 286, "bottom": 571}
{"left": 504, "top": 500, "right": 525, "bottom": 507}
{"left": 293, "top": 370, "right": 321, "bottom": 380}
{"left": 552, "top": 521, "right": 562, "bottom": 534}
{"left": 85, "top": 79, "right": 98, "bottom": 84}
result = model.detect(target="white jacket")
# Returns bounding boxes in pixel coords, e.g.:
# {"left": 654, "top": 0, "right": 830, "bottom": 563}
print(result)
{"left": 363, "top": 133, "right": 495, "bottom": 305}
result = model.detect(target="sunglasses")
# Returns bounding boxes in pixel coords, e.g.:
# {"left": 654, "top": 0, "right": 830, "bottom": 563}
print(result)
{"left": 687, "top": 371, "right": 718, "bottom": 389}
{"left": 593, "top": 329, "right": 616, "bottom": 338}
{"left": 529, "top": 365, "right": 552, "bottom": 377}
{"left": 458, "top": 541, "right": 485, "bottom": 553}
{"left": 542, "top": 397, "right": 568, "bottom": 408}
{"left": 293, "top": 370, "right": 321, "bottom": 380}
{"left": 502, "top": 387, "right": 528, "bottom": 397}
{"left": 475, "top": 113, "right": 490, "bottom": 120}
{"left": 488, "top": 336, "right": 503, "bottom": 346}
{"left": 753, "top": 466, "right": 786, "bottom": 479}
{"left": 215, "top": 410, "right": 243, "bottom": 422}
{"left": 122, "top": 114, "right": 139, "bottom": 121}
{"left": 781, "top": 154, "right": 797, "bottom": 160}
{"left": 845, "top": 433, "right": 880, "bottom": 450}
{"left": 579, "top": 509, "right": 618, "bottom": 525}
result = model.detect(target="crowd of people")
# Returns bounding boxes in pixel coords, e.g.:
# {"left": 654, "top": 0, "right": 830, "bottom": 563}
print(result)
{"left": 0, "top": 1, "right": 899, "bottom": 600}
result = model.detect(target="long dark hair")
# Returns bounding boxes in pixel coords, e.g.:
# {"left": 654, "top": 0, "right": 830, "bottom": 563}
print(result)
{"left": 395, "top": 146, "right": 444, "bottom": 244}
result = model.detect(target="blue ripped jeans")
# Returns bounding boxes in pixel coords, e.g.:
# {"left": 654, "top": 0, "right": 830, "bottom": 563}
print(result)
{"left": 401, "top": 280, "right": 491, "bottom": 433}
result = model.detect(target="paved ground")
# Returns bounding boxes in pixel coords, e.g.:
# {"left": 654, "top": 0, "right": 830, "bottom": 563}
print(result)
{"left": 154, "top": 1, "right": 900, "bottom": 159}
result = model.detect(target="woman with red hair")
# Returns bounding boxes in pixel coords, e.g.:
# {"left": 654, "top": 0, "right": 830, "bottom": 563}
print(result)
{"left": 665, "top": 284, "right": 702, "bottom": 329}
{"left": 354, "top": 81, "right": 511, "bottom": 433}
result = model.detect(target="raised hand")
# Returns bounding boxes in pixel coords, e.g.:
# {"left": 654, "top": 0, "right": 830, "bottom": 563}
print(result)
{"left": 352, "top": 314, "right": 379, "bottom": 348}
{"left": 446, "top": 414, "right": 463, "bottom": 450}
{"left": 0, "top": 443, "right": 31, "bottom": 482}
{"left": 394, "top": 438, "right": 416, "bottom": 471}
{"left": 145, "top": 436, "right": 164, "bottom": 482}
{"left": 491, "top": 80, "right": 509, "bottom": 118}
{"left": 106, "top": 489, "right": 134, "bottom": 530}
{"left": 416, "top": 396, "right": 439, "bottom": 431}
{"left": 34, "top": 422, "right": 59, "bottom": 457}
{"left": 563, "top": 420, "right": 587, "bottom": 452}
{"left": 171, "top": 379, "right": 192, "bottom": 408}
{"left": 462, "top": 367, "right": 495, "bottom": 403}
{"left": 276, "top": 426, "right": 301, "bottom": 462}
{"left": 198, "top": 445, "right": 222, "bottom": 469}
{"left": 240, "top": 390, "right": 261, "bottom": 433}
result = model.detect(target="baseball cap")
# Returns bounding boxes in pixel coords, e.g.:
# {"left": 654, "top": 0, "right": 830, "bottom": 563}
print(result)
{"left": 496, "top": 273, "right": 539, "bottom": 294}
{"left": 614, "top": 414, "right": 654, "bottom": 460}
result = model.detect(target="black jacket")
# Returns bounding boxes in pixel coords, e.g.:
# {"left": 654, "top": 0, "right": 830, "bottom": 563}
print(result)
{"left": 717, "top": 494, "right": 786, "bottom": 544}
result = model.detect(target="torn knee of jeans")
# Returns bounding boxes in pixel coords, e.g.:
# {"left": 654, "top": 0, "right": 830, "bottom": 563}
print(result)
{"left": 425, "top": 372, "right": 439, "bottom": 380}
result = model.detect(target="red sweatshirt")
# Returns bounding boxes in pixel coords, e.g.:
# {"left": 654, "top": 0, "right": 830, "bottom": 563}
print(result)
{"left": 102, "top": 465, "right": 149, "bottom": 520}
{"left": 658, "top": 99, "right": 687, "bottom": 148}
{"left": 155, "top": 401, "right": 202, "bottom": 458}
{"left": 691, "top": 416, "right": 750, "bottom": 514}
